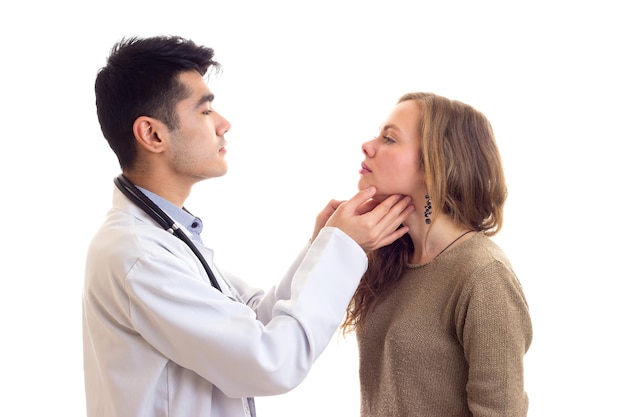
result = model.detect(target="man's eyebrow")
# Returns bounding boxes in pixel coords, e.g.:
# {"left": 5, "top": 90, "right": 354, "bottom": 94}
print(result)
{"left": 195, "top": 93, "right": 215, "bottom": 108}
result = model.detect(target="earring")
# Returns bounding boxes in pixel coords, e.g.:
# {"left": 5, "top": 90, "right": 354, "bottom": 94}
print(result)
{"left": 424, "top": 194, "right": 432, "bottom": 225}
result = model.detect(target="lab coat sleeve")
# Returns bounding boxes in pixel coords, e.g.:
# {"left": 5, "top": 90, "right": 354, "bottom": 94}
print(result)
{"left": 126, "top": 226, "right": 366, "bottom": 398}
{"left": 222, "top": 242, "right": 310, "bottom": 324}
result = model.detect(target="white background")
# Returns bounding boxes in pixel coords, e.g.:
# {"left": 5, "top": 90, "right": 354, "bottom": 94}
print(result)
{"left": 1, "top": 1, "right": 624, "bottom": 416}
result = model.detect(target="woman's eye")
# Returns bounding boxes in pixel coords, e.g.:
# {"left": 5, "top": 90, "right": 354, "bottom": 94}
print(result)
{"left": 383, "top": 135, "right": 395, "bottom": 143}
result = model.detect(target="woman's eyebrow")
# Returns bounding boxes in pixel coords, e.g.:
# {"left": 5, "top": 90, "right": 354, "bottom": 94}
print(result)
{"left": 381, "top": 123, "right": 400, "bottom": 132}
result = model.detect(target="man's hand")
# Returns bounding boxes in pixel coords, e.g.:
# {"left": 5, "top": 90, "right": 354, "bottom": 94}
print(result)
{"left": 312, "top": 187, "right": 414, "bottom": 251}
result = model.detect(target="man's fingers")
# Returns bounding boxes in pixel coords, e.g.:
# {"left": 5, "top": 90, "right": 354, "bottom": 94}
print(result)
{"left": 377, "top": 196, "right": 414, "bottom": 236}
{"left": 359, "top": 196, "right": 414, "bottom": 251}
{"left": 339, "top": 187, "right": 377, "bottom": 213}
{"left": 312, "top": 198, "right": 348, "bottom": 242}
{"left": 373, "top": 225, "right": 410, "bottom": 250}
{"left": 355, "top": 199, "right": 380, "bottom": 216}
{"left": 324, "top": 190, "right": 413, "bottom": 251}
{"left": 367, "top": 194, "right": 411, "bottom": 220}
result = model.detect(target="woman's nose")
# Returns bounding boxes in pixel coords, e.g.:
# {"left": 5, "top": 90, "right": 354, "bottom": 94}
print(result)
{"left": 362, "top": 139, "right": 374, "bottom": 157}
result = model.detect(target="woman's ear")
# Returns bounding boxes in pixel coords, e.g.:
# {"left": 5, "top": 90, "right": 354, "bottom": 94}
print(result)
{"left": 133, "top": 116, "right": 166, "bottom": 153}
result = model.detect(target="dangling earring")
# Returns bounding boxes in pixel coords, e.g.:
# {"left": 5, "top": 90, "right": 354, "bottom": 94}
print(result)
{"left": 424, "top": 194, "right": 432, "bottom": 225}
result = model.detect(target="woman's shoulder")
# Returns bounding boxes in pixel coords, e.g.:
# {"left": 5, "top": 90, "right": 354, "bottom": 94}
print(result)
{"left": 441, "top": 232, "right": 519, "bottom": 286}
{"left": 456, "top": 232, "right": 512, "bottom": 267}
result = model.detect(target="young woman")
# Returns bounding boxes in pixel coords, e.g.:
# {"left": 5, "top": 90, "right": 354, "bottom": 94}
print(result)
{"left": 344, "top": 92, "right": 533, "bottom": 417}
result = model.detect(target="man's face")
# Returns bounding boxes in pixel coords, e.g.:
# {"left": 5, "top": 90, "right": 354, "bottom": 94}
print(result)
{"left": 166, "top": 70, "right": 231, "bottom": 182}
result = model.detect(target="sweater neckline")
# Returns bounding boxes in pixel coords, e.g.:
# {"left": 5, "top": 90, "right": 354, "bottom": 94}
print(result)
{"left": 406, "top": 231, "right": 480, "bottom": 269}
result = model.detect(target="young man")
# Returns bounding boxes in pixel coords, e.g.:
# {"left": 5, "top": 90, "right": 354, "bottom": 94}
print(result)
{"left": 83, "top": 35, "right": 414, "bottom": 417}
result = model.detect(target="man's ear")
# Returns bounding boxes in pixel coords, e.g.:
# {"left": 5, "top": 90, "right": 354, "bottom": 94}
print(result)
{"left": 133, "top": 116, "right": 167, "bottom": 153}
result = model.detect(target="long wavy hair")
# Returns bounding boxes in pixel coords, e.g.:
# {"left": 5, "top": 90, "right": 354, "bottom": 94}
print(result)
{"left": 341, "top": 92, "right": 508, "bottom": 334}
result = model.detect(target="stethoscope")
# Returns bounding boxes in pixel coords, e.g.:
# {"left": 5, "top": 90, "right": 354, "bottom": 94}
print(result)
{"left": 114, "top": 174, "right": 223, "bottom": 293}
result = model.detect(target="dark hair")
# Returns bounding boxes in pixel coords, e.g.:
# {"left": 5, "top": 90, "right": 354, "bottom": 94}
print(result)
{"left": 94, "top": 35, "right": 220, "bottom": 170}
{"left": 342, "top": 92, "right": 508, "bottom": 333}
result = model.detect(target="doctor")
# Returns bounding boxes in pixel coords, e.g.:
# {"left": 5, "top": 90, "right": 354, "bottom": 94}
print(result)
{"left": 83, "top": 35, "right": 414, "bottom": 417}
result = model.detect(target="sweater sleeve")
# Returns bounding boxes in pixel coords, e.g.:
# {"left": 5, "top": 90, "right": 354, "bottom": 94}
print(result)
{"left": 458, "top": 260, "right": 533, "bottom": 417}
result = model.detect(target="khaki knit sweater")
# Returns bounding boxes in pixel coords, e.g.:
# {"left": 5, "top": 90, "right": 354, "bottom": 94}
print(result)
{"left": 357, "top": 232, "right": 532, "bottom": 417}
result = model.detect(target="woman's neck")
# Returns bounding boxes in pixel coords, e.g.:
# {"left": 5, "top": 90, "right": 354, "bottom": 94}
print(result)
{"left": 406, "top": 214, "right": 473, "bottom": 265}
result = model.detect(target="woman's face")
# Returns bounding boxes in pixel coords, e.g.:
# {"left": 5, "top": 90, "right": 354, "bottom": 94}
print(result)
{"left": 358, "top": 100, "right": 424, "bottom": 202}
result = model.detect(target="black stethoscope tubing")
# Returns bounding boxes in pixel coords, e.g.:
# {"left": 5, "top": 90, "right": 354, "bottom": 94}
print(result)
{"left": 114, "top": 174, "right": 223, "bottom": 292}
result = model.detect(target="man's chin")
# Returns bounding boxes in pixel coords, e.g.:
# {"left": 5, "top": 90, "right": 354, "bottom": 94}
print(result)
{"left": 214, "top": 164, "right": 228, "bottom": 177}
{"left": 201, "top": 167, "right": 228, "bottom": 181}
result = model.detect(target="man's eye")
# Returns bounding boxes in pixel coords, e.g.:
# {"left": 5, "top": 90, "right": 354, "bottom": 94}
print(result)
{"left": 202, "top": 109, "right": 213, "bottom": 115}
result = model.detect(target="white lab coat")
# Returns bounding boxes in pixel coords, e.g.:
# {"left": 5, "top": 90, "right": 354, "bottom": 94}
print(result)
{"left": 82, "top": 187, "right": 367, "bottom": 417}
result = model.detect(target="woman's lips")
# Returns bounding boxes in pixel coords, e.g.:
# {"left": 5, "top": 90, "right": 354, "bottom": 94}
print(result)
{"left": 359, "top": 162, "right": 371, "bottom": 175}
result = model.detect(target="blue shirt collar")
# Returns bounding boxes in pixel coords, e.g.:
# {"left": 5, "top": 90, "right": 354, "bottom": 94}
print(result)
{"left": 137, "top": 187, "right": 204, "bottom": 241}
